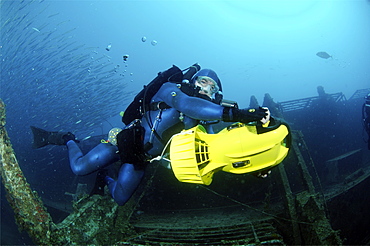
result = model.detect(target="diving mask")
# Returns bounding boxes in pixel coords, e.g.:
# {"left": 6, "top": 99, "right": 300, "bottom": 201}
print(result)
{"left": 195, "top": 76, "right": 219, "bottom": 98}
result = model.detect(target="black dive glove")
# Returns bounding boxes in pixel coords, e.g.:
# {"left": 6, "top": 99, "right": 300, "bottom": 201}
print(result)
{"left": 223, "top": 107, "right": 268, "bottom": 123}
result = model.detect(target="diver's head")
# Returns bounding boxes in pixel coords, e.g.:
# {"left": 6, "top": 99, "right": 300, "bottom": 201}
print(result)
{"left": 192, "top": 69, "right": 222, "bottom": 98}
{"left": 194, "top": 76, "right": 219, "bottom": 98}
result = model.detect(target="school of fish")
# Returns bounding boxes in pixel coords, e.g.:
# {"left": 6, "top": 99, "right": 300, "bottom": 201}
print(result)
{"left": 0, "top": 0, "right": 132, "bottom": 137}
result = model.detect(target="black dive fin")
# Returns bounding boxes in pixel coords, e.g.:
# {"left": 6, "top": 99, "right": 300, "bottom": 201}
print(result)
{"left": 30, "top": 126, "right": 52, "bottom": 149}
{"left": 89, "top": 169, "right": 109, "bottom": 196}
{"left": 30, "top": 126, "right": 75, "bottom": 148}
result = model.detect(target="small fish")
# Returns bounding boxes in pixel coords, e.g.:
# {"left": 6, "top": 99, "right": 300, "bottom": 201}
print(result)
{"left": 316, "top": 51, "right": 332, "bottom": 59}
{"left": 32, "top": 27, "right": 40, "bottom": 32}
{"left": 81, "top": 136, "right": 91, "bottom": 141}
{"left": 48, "top": 13, "right": 60, "bottom": 18}
{"left": 106, "top": 43, "right": 112, "bottom": 51}
{"left": 75, "top": 120, "right": 82, "bottom": 124}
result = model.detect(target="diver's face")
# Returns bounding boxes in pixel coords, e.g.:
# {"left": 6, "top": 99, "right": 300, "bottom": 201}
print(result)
{"left": 195, "top": 77, "right": 218, "bottom": 98}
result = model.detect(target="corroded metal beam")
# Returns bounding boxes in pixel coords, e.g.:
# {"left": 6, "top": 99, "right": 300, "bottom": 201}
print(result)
{"left": 0, "top": 99, "right": 52, "bottom": 245}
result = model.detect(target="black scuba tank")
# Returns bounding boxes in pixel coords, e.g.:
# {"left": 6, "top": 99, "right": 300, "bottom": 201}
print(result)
{"left": 122, "top": 64, "right": 200, "bottom": 125}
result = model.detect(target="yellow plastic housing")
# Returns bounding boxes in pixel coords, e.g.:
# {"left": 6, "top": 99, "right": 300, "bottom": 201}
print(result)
{"left": 169, "top": 122, "right": 290, "bottom": 185}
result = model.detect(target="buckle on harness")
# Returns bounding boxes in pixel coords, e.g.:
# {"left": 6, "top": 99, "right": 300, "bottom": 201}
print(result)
{"left": 148, "top": 101, "right": 170, "bottom": 111}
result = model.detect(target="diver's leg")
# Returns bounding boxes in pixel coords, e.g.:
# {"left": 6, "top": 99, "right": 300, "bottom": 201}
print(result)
{"left": 105, "top": 163, "right": 145, "bottom": 206}
{"left": 66, "top": 141, "right": 119, "bottom": 176}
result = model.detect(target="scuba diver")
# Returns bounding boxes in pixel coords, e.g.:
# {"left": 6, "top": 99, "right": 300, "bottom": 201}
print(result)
{"left": 31, "top": 65, "right": 271, "bottom": 206}
{"left": 363, "top": 93, "right": 370, "bottom": 150}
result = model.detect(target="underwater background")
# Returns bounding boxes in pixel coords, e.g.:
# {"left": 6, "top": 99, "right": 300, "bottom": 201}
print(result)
{"left": 1, "top": 0, "right": 370, "bottom": 244}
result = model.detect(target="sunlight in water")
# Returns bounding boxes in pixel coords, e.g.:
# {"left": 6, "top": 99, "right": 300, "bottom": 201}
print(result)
{"left": 206, "top": 0, "right": 334, "bottom": 32}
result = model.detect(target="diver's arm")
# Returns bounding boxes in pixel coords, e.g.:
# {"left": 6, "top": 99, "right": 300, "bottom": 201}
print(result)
{"left": 157, "top": 83, "right": 268, "bottom": 123}
{"left": 157, "top": 83, "right": 223, "bottom": 121}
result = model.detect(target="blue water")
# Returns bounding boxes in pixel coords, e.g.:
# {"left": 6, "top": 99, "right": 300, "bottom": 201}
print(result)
{"left": 1, "top": 0, "right": 370, "bottom": 244}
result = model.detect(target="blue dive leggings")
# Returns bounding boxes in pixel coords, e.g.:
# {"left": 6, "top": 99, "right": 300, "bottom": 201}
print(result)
{"left": 66, "top": 141, "right": 144, "bottom": 205}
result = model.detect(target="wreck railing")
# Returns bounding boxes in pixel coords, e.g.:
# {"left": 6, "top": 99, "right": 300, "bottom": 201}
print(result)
{"left": 0, "top": 99, "right": 52, "bottom": 245}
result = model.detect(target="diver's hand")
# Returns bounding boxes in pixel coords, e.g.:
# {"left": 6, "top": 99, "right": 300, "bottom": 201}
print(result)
{"left": 223, "top": 107, "right": 268, "bottom": 123}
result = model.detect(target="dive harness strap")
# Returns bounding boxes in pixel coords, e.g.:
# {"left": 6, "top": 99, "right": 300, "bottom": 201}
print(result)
{"left": 140, "top": 101, "right": 171, "bottom": 150}
{"left": 144, "top": 101, "right": 171, "bottom": 112}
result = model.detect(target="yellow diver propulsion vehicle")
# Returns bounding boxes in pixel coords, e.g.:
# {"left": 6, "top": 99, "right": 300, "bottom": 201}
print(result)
{"left": 169, "top": 119, "right": 291, "bottom": 185}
